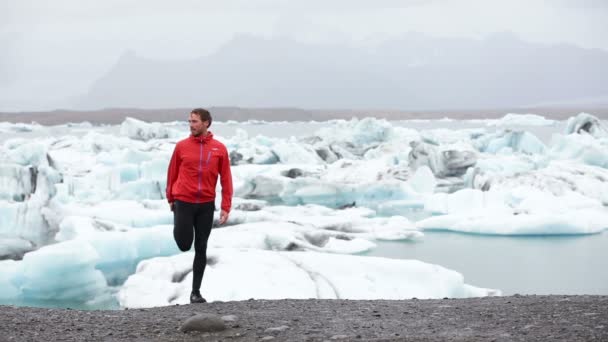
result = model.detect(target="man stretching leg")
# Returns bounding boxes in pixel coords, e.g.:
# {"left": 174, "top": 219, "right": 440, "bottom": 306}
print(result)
{"left": 166, "top": 108, "right": 233, "bottom": 303}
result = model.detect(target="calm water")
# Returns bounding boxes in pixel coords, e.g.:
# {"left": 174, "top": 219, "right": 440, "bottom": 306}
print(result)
{"left": 363, "top": 230, "right": 608, "bottom": 295}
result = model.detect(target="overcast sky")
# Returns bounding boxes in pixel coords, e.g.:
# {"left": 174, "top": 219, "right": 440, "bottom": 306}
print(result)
{"left": 1, "top": 0, "right": 607, "bottom": 111}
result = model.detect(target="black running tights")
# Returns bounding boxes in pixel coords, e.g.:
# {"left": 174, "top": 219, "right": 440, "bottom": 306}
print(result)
{"left": 173, "top": 200, "right": 215, "bottom": 293}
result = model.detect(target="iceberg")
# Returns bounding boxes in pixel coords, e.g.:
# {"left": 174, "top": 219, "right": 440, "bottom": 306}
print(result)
{"left": 0, "top": 166, "right": 62, "bottom": 246}
{"left": 118, "top": 248, "right": 500, "bottom": 308}
{"left": 419, "top": 186, "right": 608, "bottom": 235}
{"left": 1, "top": 240, "right": 111, "bottom": 306}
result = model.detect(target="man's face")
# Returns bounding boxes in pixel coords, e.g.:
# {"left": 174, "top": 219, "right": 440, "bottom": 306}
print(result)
{"left": 189, "top": 113, "right": 207, "bottom": 136}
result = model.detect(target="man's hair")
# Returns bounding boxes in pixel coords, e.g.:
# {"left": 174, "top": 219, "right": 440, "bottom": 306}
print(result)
{"left": 191, "top": 108, "right": 212, "bottom": 128}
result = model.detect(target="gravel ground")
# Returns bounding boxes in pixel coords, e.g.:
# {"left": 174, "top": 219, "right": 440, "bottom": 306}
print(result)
{"left": 1, "top": 295, "right": 607, "bottom": 341}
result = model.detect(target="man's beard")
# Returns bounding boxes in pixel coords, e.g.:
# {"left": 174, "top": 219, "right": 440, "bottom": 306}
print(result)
{"left": 191, "top": 128, "right": 205, "bottom": 137}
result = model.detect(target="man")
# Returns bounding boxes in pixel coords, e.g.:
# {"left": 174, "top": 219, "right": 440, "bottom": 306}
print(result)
{"left": 166, "top": 108, "right": 233, "bottom": 304}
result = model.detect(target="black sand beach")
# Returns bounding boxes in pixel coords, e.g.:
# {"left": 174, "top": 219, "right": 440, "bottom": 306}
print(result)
{"left": 2, "top": 295, "right": 606, "bottom": 341}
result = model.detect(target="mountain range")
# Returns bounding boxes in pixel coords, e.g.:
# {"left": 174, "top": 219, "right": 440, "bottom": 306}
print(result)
{"left": 75, "top": 32, "right": 608, "bottom": 111}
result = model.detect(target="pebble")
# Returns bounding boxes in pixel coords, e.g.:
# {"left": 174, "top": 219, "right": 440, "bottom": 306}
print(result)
{"left": 330, "top": 334, "right": 349, "bottom": 340}
{"left": 264, "top": 325, "right": 290, "bottom": 333}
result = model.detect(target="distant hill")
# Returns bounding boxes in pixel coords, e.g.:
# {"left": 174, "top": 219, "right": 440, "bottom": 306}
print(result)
{"left": 73, "top": 32, "right": 608, "bottom": 111}
{"left": 2, "top": 106, "right": 608, "bottom": 125}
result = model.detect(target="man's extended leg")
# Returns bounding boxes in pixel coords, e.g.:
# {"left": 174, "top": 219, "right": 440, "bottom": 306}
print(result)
{"left": 191, "top": 201, "right": 215, "bottom": 299}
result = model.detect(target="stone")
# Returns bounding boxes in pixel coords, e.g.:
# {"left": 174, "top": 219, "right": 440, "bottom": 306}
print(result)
{"left": 221, "top": 315, "right": 238, "bottom": 322}
{"left": 179, "top": 313, "right": 226, "bottom": 333}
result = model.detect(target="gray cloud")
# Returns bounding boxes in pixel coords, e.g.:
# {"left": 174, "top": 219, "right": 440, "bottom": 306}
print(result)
{"left": 554, "top": 0, "right": 608, "bottom": 9}
{"left": 1, "top": 0, "right": 607, "bottom": 111}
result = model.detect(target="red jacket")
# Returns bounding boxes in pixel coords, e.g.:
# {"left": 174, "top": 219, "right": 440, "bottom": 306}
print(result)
{"left": 166, "top": 132, "right": 233, "bottom": 212}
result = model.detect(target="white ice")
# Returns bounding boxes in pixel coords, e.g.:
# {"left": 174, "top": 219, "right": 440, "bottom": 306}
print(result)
{"left": 1, "top": 113, "right": 607, "bottom": 308}
{"left": 118, "top": 248, "right": 500, "bottom": 308}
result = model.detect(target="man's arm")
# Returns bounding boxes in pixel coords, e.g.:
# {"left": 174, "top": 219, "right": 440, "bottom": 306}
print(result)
{"left": 166, "top": 144, "right": 181, "bottom": 210}
{"left": 218, "top": 146, "right": 233, "bottom": 223}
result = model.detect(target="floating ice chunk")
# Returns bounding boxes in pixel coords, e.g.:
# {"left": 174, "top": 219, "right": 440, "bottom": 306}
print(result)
{"left": 55, "top": 220, "right": 180, "bottom": 286}
{"left": 115, "top": 179, "right": 166, "bottom": 201}
{"left": 475, "top": 130, "right": 546, "bottom": 155}
{"left": 493, "top": 161, "right": 608, "bottom": 205}
{"left": 86, "top": 227, "right": 179, "bottom": 285}
{"left": 0, "top": 166, "right": 62, "bottom": 246}
{"left": 487, "top": 113, "right": 556, "bottom": 127}
{"left": 0, "top": 164, "right": 35, "bottom": 201}
{"left": 0, "top": 238, "right": 34, "bottom": 260}
{"left": 419, "top": 128, "right": 484, "bottom": 146}
{"left": 272, "top": 139, "right": 324, "bottom": 164}
{"left": 227, "top": 132, "right": 280, "bottom": 165}
{"left": 2, "top": 140, "right": 48, "bottom": 167}
{"left": 315, "top": 117, "right": 394, "bottom": 147}
{"left": 117, "top": 252, "right": 194, "bottom": 308}
{"left": 419, "top": 184, "right": 608, "bottom": 235}
{"left": 324, "top": 158, "right": 404, "bottom": 184}
{"left": 416, "top": 210, "right": 607, "bottom": 235}
{"left": 120, "top": 117, "right": 179, "bottom": 141}
{"left": 218, "top": 204, "right": 420, "bottom": 244}
{"left": 231, "top": 164, "right": 324, "bottom": 198}
{"left": 281, "top": 179, "right": 416, "bottom": 209}
{"left": 118, "top": 248, "right": 499, "bottom": 308}
{"left": 565, "top": 112, "right": 608, "bottom": 138}
{"left": 7, "top": 241, "right": 110, "bottom": 303}
{"left": 227, "top": 132, "right": 323, "bottom": 166}
{"left": 209, "top": 221, "right": 377, "bottom": 254}
{"left": 409, "top": 141, "right": 477, "bottom": 178}
{"left": 550, "top": 133, "right": 608, "bottom": 168}
{"left": 0, "top": 122, "right": 44, "bottom": 134}
{"left": 465, "top": 153, "right": 548, "bottom": 190}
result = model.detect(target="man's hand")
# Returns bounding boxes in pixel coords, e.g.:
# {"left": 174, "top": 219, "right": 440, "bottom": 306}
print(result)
{"left": 169, "top": 202, "right": 175, "bottom": 212}
{"left": 219, "top": 210, "right": 229, "bottom": 225}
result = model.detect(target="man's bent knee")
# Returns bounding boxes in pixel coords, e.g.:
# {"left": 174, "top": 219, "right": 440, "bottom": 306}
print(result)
{"left": 176, "top": 241, "right": 192, "bottom": 252}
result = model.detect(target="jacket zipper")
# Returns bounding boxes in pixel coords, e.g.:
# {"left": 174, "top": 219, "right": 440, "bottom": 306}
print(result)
{"left": 197, "top": 142, "right": 203, "bottom": 203}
